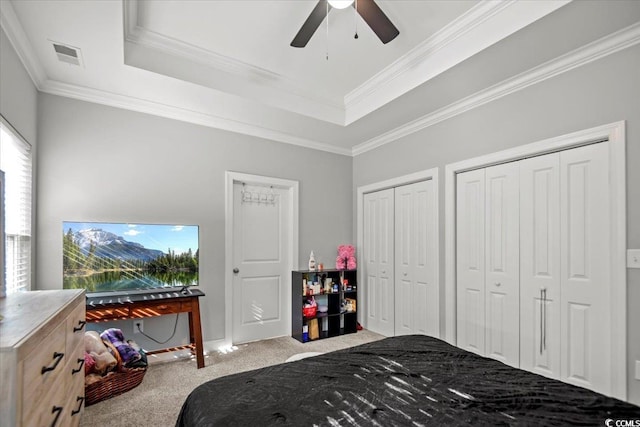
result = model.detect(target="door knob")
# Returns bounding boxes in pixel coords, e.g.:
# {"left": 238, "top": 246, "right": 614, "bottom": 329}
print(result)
{"left": 494, "top": 282, "right": 501, "bottom": 287}
{"left": 233, "top": 268, "right": 239, "bottom": 274}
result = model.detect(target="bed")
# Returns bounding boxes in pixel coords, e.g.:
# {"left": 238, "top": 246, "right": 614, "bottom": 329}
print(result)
{"left": 176, "top": 335, "right": 640, "bottom": 426}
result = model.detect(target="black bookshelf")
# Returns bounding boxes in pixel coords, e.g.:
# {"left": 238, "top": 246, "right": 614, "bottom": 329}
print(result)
{"left": 291, "top": 269, "right": 357, "bottom": 343}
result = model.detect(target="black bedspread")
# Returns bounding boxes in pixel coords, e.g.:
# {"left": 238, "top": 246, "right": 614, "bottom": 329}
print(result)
{"left": 176, "top": 335, "right": 640, "bottom": 426}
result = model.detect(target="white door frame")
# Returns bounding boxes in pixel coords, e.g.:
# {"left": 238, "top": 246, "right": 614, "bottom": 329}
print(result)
{"left": 444, "top": 121, "right": 626, "bottom": 400}
{"left": 225, "top": 171, "right": 299, "bottom": 345}
{"left": 356, "top": 168, "right": 439, "bottom": 334}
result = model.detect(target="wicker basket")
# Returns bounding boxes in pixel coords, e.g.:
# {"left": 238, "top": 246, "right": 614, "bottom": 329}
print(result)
{"left": 85, "top": 366, "right": 147, "bottom": 406}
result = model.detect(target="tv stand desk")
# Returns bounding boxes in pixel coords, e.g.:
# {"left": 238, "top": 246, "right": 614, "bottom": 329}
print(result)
{"left": 85, "top": 288, "right": 205, "bottom": 369}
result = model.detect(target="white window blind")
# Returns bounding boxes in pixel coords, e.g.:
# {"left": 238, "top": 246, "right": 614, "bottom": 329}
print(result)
{"left": 0, "top": 120, "right": 32, "bottom": 294}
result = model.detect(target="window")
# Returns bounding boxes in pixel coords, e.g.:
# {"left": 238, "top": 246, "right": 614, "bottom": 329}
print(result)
{"left": 0, "top": 119, "right": 32, "bottom": 294}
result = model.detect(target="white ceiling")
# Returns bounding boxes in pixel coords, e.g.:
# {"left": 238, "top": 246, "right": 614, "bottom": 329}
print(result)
{"left": 2, "top": 0, "right": 572, "bottom": 155}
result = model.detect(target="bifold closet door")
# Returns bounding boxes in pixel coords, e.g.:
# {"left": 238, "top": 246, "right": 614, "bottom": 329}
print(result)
{"left": 559, "top": 143, "right": 611, "bottom": 394}
{"left": 520, "top": 144, "right": 612, "bottom": 393}
{"left": 484, "top": 163, "right": 520, "bottom": 366}
{"left": 456, "top": 163, "right": 519, "bottom": 366}
{"left": 394, "top": 180, "right": 438, "bottom": 337}
{"left": 520, "top": 153, "right": 561, "bottom": 379}
{"left": 363, "top": 188, "right": 395, "bottom": 336}
{"left": 457, "top": 142, "right": 613, "bottom": 395}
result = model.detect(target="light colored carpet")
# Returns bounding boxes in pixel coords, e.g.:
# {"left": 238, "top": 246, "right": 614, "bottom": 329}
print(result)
{"left": 80, "top": 329, "right": 384, "bottom": 426}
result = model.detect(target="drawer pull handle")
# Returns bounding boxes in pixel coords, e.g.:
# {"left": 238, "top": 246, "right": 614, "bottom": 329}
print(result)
{"left": 72, "top": 396, "right": 84, "bottom": 416}
{"left": 72, "top": 357, "right": 85, "bottom": 374}
{"left": 42, "top": 352, "right": 65, "bottom": 374}
{"left": 51, "top": 406, "right": 63, "bottom": 427}
{"left": 73, "top": 320, "right": 86, "bottom": 332}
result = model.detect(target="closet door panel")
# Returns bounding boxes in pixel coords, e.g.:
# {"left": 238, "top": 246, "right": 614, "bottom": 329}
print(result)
{"left": 484, "top": 163, "right": 520, "bottom": 366}
{"left": 560, "top": 143, "right": 610, "bottom": 394}
{"left": 394, "top": 180, "right": 437, "bottom": 336}
{"left": 364, "top": 189, "right": 395, "bottom": 336}
{"left": 364, "top": 193, "right": 379, "bottom": 332}
{"left": 395, "top": 188, "right": 413, "bottom": 335}
{"left": 520, "top": 153, "right": 561, "bottom": 379}
{"left": 456, "top": 169, "right": 485, "bottom": 355}
{"left": 417, "top": 180, "right": 438, "bottom": 336}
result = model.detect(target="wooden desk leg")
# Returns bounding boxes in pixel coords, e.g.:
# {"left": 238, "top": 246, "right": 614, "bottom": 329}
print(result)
{"left": 188, "top": 299, "right": 205, "bottom": 369}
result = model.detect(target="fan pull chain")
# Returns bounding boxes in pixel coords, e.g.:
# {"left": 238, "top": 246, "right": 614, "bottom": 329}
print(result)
{"left": 326, "top": 0, "right": 329, "bottom": 60}
{"left": 354, "top": 0, "right": 359, "bottom": 39}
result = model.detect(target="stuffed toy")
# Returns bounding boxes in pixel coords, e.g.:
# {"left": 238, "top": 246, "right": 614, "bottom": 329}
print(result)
{"left": 101, "top": 328, "right": 141, "bottom": 367}
{"left": 84, "top": 331, "right": 117, "bottom": 374}
{"left": 336, "top": 244, "right": 356, "bottom": 270}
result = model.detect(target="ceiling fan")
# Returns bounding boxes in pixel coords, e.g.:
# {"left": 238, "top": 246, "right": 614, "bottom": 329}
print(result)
{"left": 291, "top": 0, "right": 399, "bottom": 48}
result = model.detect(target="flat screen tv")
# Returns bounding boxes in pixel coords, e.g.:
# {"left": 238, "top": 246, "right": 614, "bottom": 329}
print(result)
{"left": 63, "top": 221, "right": 198, "bottom": 294}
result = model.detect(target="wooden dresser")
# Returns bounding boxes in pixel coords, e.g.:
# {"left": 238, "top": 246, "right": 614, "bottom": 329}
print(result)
{"left": 0, "top": 289, "right": 86, "bottom": 426}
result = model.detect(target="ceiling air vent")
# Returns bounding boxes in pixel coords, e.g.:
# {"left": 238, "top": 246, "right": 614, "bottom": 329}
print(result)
{"left": 51, "top": 42, "right": 83, "bottom": 67}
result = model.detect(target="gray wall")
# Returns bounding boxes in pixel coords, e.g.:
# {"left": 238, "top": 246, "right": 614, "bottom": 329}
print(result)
{"left": 353, "top": 43, "right": 640, "bottom": 404}
{"left": 0, "top": 27, "right": 38, "bottom": 288}
{"left": 3, "top": 0, "right": 638, "bottom": 404}
{"left": 0, "top": 28, "right": 37, "bottom": 144}
{"left": 36, "top": 93, "right": 353, "bottom": 349}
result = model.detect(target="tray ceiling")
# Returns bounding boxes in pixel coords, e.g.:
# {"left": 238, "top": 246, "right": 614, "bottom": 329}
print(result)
{"left": 2, "top": 0, "right": 576, "bottom": 154}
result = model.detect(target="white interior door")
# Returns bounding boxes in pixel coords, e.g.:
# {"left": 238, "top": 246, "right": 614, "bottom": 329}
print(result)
{"left": 232, "top": 182, "right": 291, "bottom": 344}
{"left": 363, "top": 188, "right": 395, "bottom": 336}
{"left": 394, "top": 180, "right": 438, "bottom": 336}
{"left": 560, "top": 143, "right": 611, "bottom": 394}
{"left": 484, "top": 162, "right": 520, "bottom": 367}
{"left": 456, "top": 168, "right": 485, "bottom": 355}
{"left": 520, "top": 152, "right": 561, "bottom": 379}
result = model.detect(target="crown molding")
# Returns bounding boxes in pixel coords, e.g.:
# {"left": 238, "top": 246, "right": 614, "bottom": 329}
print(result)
{"left": 123, "top": 0, "right": 282, "bottom": 84}
{"left": 351, "top": 21, "right": 640, "bottom": 156}
{"left": 0, "top": 0, "right": 47, "bottom": 88}
{"left": 123, "top": 0, "right": 344, "bottom": 119}
{"left": 345, "top": 1, "right": 512, "bottom": 104}
{"left": 39, "top": 79, "right": 352, "bottom": 156}
{"left": 344, "top": 0, "right": 571, "bottom": 125}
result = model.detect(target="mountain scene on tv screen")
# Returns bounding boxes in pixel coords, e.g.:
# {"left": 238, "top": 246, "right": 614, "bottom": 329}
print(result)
{"left": 63, "top": 227, "right": 198, "bottom": 292}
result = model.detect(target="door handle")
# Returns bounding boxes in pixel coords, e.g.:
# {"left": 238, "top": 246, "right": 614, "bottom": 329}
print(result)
{"left": 42, "top": 352, "right": 65, "bottom": 374}
{"left": 51, "top": 406, "right": 63, "bottom": 427}
{"left": 233, "top": 268, "right": 239, "bottom": 274}
{"left": 540, "top": 287, "right": 547, "bottom": 355}
{"left": 73, "top": 320, "right": 86, "bottom": 332}
{"left": 494, "top": 282, "right": 501, "bottom": 287}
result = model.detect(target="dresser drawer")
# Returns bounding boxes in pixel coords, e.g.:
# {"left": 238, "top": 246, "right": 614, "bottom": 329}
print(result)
{"left": 22, "top": 363, "right": 83, "bottom": 427}
{"left": 65, "top": 357, "right": 86, "bottom": 427}
{"left": 67, "top": 339, "right": 86, "bottom": 386}
{"left": 22, "top": 321, "right": 67, "bottom": 426}
{"left": 61, "top": 340, "right": 86, "bottom": 427}
{"left": 66, "top": 302, "right": 87, "bottom": 355}
{"left": 22, "top": 320, "right": 67, "bottom": 411}
{"left": 22, "top": 385, "right": 69, "bottom": 427}
{"left": 131, "top": 300, "right": 183, "bottom": 317}
{"left": 23, "top": 329, "right": 86, "bottom": 426}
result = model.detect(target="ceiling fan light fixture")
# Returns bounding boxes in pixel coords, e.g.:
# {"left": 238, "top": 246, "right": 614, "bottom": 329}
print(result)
{"left": 328, "top": 0, "right": 354, "bottom": 9}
